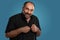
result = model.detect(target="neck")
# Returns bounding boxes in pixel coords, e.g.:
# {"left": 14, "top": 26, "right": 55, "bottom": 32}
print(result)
{"left": 26, "top": 17, "right": 31, "bottom": 23}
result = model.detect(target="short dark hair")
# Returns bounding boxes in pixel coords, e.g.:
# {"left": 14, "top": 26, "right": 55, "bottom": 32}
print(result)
{"left": 23, "top": 1, "right": 35, "bottom": 7}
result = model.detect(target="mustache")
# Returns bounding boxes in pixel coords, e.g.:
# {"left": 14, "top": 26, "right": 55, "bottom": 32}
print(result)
{"left": 25, "top": 13, "right": 31, "bottom": 16}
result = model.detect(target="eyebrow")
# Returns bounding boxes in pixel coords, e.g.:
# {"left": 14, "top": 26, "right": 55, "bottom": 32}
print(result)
{"left": 26, "top": 7, "right": 34, "bottom": 11}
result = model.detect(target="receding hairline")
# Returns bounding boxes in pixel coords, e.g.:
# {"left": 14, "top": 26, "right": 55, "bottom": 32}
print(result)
{"left": 23, "top": 1, "right": 35, "bottom": 7}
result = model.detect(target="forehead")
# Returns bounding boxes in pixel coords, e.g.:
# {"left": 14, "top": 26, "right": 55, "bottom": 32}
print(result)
{"left": 24, "top": 3, "right": 34, "bottom": 9}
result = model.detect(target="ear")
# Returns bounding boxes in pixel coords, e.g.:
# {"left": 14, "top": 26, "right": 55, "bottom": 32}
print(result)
{"left": 22, "top": 7, "right": 24, "bottom": 12}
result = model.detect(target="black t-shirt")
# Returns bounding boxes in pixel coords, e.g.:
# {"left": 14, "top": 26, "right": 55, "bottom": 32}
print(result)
{"left": 5, "top": 13, "right": 41, "bottom": 40}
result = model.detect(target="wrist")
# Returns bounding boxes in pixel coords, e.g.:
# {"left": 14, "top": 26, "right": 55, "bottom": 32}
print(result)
{"left": 17, "top": 28, "right": 22, "bottom": 33}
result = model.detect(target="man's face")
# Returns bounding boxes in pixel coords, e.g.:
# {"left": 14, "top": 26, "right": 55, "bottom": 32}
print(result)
{"left": 23, "top": 3, "right": 34, "bottom": 19}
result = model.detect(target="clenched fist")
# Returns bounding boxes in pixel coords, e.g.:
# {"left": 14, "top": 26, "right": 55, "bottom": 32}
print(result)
{"left": 21, "top": 26, "right": 30, "bottom": 33}
{"left": 31, "top": 24, "right": 39, "bottom": 33}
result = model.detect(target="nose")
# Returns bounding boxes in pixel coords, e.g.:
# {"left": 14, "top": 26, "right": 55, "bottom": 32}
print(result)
{"left": 27, "top": 10, "right": 31, "bottom": 14}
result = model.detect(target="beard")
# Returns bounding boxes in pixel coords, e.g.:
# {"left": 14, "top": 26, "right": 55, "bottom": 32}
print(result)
{"left": 24, "top": 13, "right": 32, "bottom": 19}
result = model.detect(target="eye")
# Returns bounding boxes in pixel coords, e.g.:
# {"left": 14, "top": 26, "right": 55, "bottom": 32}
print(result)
{"left": 31, "top": 9, "right": 33, "bottom": 12}
{"left": 26, "top": 8, "right": 29, "bottom": 10}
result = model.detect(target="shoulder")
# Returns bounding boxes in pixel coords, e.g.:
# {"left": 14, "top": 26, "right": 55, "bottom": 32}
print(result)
{"left": 9, "top": 13, "right": 21, "bottom": 20}
{"left": 32, "top": 15, "right": 39, "bottom": 20}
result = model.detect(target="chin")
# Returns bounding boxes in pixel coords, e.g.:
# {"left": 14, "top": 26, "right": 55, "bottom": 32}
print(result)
{"left": 25, "top": 16, "right": 30, "bottom": 19}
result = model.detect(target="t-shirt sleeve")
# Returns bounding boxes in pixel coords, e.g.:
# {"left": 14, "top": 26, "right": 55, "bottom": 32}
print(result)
{"left": 34, "top": 17, "right": 41, "bottom": 31}
{"left": 5, "top": 17, "right": 15, "bottom": 33}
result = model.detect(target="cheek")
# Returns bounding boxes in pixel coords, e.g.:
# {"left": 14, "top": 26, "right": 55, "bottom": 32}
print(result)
{"left": 31, "top": 11, "right": 33, "bottom": 13}
{"left": 31, "top": 11, "right": 33, "bottom": 14}
{"left": 24, "top": 9, "right": 28, "bottom": 13}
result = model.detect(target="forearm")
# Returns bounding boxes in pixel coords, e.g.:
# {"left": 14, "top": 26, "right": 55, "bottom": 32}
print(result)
{"left": 5, "top": 28, "right": 22, "bottom": 38}
{"left": 36, "top": 29, "right": 41, "bottom": 37}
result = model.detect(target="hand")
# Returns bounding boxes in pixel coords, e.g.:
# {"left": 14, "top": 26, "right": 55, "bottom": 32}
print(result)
{"left": 31, "top": 24, "right": 39, "bottom": 33}
{"left": 21, "top": 26, "right": 30, "bottom": 33}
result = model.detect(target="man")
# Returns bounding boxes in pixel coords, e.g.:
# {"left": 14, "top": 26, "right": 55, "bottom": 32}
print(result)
{"left": 5, "top": 1, "right": 41, "bottom": 40}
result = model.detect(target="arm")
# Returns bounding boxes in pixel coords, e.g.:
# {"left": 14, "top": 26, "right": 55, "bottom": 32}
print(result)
{"left": 5, "top": 27, "right": 22, "bottom": 38}
{"left": 5, "top": 26, "right": 30, "bottom": 38}
{"left": 31, "top": 24, "right": 41, "bottom": 36}
{"left": 5, "top": 17, "right": 21, "bottom": 38}
{"left": 35, "top": 27, "right": 41, "bottom": 36}
{"left": 31, "top": 17, "right": 41, "bottom": 36}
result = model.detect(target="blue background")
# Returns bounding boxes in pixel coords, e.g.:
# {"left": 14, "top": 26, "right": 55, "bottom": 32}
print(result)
{"left": 0, "top": 0, "right": 60, "bottom": 40}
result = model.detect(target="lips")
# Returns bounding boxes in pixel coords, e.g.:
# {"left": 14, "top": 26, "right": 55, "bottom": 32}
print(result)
{"left": 25, "top": 13, "right": 31, "bottom": 19}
